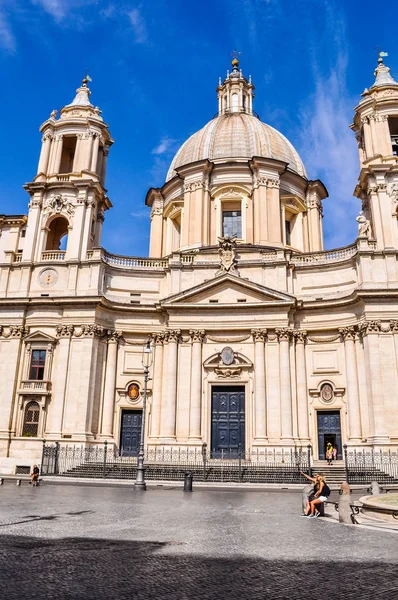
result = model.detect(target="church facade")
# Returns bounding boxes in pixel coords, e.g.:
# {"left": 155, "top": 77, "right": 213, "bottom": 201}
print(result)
{"left": 1, "top": 56, "right": 398, "bottom": 473}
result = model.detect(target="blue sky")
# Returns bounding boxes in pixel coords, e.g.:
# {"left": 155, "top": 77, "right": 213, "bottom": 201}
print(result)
{"left": 0, "top": 0, "right": 395, "bottom": 256}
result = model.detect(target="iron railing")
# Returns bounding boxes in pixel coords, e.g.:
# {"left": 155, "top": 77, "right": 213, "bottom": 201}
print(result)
{"left": 343, "top": 444, "right": 398, "bottom": 484}
{"left": 40, "top": 442, "right": 398, "bottom": 484}
{"left": 41, "top": 442, "right": 312, "bottom": 483}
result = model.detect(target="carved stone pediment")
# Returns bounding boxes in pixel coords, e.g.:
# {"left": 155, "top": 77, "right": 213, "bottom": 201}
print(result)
{"left": 204, "top": 350, "right": 253, "bottom": 376}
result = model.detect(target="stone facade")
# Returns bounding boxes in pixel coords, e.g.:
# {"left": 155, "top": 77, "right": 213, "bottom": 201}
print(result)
{"left": 1, "top": 57, "right": 398, "bottom": 473}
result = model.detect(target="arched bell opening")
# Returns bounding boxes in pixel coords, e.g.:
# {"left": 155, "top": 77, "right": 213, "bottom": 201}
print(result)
{"left": 45, "top": 216, "right": 69, "bottom": 251}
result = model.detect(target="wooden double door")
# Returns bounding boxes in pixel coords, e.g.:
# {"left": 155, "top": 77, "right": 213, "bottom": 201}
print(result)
{"left": 211, "top": 386, "right": 245, "bottom": 458}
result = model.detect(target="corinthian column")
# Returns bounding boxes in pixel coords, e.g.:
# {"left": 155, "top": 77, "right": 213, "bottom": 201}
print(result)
{"left": 101, "top": 330, "right": 121, "bottom": 438}
{"left": 47, "top": 325, "right": 74, "bottom": 437}
{"left": 251, "top": 328, "right": 267, "bottom": 441}
{"left": 339, "top": 327, "right": 362, "bottom": 442}
{"left": 150, "top": 333, "right": 164, "bottom": 438}
{"left": 276, "top": 328, "right": 294, "bottom": 442}
{"left": 189, "top": 329, "right": 205, "bottom": 439}
{"left": 294, "top": 330, "right": 309, "bottom": 440}
{"left": 160, "top": 329, "right": 180, "bottom": 439}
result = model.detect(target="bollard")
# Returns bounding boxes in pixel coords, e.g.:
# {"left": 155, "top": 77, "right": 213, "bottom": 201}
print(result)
{"left": 16, "top": 479, "right": 21, "bottom": 486}
{"left": 370, "top": 481, "right": 380, "bottom": 495}
{"left": 339, "top": 481, "right": 353, "bottom": 524}
{"left": 302, "top": 484, "right": 313, "bottom": 514}
{"left": 183, "top": 471, "right": 193, "bottom": 492}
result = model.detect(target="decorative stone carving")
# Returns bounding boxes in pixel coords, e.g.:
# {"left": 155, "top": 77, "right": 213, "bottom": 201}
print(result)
{"left": 107, "top": 330, "right": 123, "bottom": 342}
{"left": 267, "top": 177, "right": 280, "bottom": 189}
{"left": 275, "top": 328, "right": 294, "bottom": 342}
{"left": 206, "top": 334, "right": 251, "bottom": 343}
{"left": 339, "top": 326, "right": 356, "bottom": 341}
{"left": 320, "top": 382, "right": 334, "bottom": 402}
{"left": 293, "top": 330, "right": 307, "bottom": 344}
{"left": 356, "top": 211, "right": 370, "bottom": 238}
{"left": 151, "top": 332, "right": 165, "bottom": 345}
{"left": 189, "top": 329, "right": 205, "bottom": 343}
{"left": 251, "top": 329, "right": 267, "bottom": 342}
{"left": 55, "top": 324, "right": 74, "bottom": 338}
{"left": 74, "top": 325, "right": 105, "bottom": 338}
{"left": 216, "top": 234, "right": 238, "bottom": 276}
{"left": 214, "top": 367, "right": 242, "bottom": 379}
{"left": 0, "top": 325, "right": 30, "bottom": 338}
{"left": 359, "top": 320, "right": 381, "bottom": 335}
{"left": 390, "top": 321, "right": 398, "bottom": 333}
{"left": 220, "top": 346, "right": 235, "bottom": 365}
{"left": 164, "top": 329, "right": 181, "bottom": 343}
{"left": 306, "top": 334, "right": 340, "bottom": 344}
{"left": 43, "top": 194, "right": 74, "bottom": 218}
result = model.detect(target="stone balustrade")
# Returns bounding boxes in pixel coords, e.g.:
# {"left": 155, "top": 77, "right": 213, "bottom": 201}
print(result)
{"left": 291, "top": 243, "right": 358, "bottom": 266}
{"left": 41, "top": 250, "right": 66, "bottom": 261}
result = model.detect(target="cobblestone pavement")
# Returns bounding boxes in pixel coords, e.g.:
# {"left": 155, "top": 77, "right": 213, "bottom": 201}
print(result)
{"left": 0, "top": 483, "right": 397, "bottom": 599}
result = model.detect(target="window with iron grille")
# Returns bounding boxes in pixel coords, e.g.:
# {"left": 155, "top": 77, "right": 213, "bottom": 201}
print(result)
{"left": 29, "top": 350, "right": 46, "bottom": 380}
{"left": 222, "top": 210, "right": 242, "bottom": 238}
{"left": 22, "top": 401, "right": 40, "bottom": 437}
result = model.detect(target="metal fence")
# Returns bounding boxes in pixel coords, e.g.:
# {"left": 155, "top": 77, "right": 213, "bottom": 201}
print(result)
{"left": 40, "top": 442, "right": 398, "bottom": 484}
{"left": 41, "top": 442, "right": 312, "bottom": 484}
{"left": 344, "top": 446, "right": 398, "bottom": 484}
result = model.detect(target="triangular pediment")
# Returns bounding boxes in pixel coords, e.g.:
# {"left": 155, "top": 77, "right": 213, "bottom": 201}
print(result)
{"left": 161, "top": 274, "right": 296, "bottom": 307}
{"left": 24, "top": 330, "right": 57, "bottom": 343}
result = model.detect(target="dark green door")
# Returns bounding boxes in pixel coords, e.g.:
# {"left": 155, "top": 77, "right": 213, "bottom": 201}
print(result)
{"left": 211, "top": 386, "right": 245, "bottom": 458}
{"left": 317, "top": 411, "right": 342, "bottom": 459}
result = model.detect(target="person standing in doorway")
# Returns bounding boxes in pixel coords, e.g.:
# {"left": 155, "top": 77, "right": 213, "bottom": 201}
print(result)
{"left": 326, "top": 442, "right": 333, "bottom": 465}
{"left": 333, "top": 446, "right": 338, "bottom": 462}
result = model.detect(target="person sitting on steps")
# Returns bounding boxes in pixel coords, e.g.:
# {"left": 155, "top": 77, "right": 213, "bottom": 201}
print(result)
{"left": 300, "top": 472, "right": 330, "bottom": 517}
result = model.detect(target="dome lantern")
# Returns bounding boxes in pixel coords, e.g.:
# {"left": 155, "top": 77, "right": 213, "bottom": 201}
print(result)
{"left": 216, "top": 57, "right": 255, "bottom": 116}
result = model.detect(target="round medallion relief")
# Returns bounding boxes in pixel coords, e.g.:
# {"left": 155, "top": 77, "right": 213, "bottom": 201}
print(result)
{"left": 127, "top": 383, "right": 140, "bottom": 401}
{"left": 320, "top": 383, "right": 334, "bottom": 403}
{"left": 221, "top": 346, "right": 234, "bottom": 365}
{"left": 39, "top": 268, "right": 58, "bottom": 287}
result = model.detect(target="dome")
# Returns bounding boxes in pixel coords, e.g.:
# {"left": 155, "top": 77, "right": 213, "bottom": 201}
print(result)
{"left": 166, "top": 112, "right": 307, "bottom": 181}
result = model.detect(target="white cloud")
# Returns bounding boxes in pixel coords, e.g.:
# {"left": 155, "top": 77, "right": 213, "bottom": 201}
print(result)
{"left": 130, "top": 208, "right": 150, "bottom": 219}
{"left": 151, "top": 136, "right": 178, "bottom": 155}
{"left": 0, "top": 9, "right": 16, "bottom": 53}
{"left": 128, "top": 8, "right": 147, "bottom": 44}
{"left": 31, "top": 0, "right": 67, "bottom": 20}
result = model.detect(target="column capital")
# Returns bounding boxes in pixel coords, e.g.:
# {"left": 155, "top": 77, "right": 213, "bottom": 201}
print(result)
{"left": 358, "top": 320, "right": 381, "bottom": 336}
{"left": 189, "top": 329, "right": 205, "bottom": 343}
{"left": 107, "top": 330, "right": 123, "bottom": 343}
{"left": 293, "top": 330, "right": 307, "bottom": 344}
{"left": 339, "top": 326, "right": 356, "bottom": 342}
{"left": 251, "top": 328, "right": 267, "bottom": 342}
{"left": 56, "top": 324, "right": 74, "bottom": 338}
{"left": 390, "top": 320, "right": 398, "bottom": 333}
{"left": 73, "top": 324, "right": 105, "bottom": 338}
{"left": 275, "top": 328, "right": 294, "bottom": 342}
{"left": 1, "top": 325, "right": 30, "bottom": 339}
{"left": 164, "top": 329, "right": 181, "bottom": 343}
{"left": 151, "top": 332, "right": 165, "bottom": 345}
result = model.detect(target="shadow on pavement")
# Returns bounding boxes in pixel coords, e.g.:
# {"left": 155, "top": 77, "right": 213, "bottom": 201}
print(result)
{"left": 0, "top": 534, "right": 397, "bottom": 599}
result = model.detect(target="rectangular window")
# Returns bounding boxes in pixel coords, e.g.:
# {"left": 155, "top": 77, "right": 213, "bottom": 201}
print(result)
{"left": 285, "top": 220, "right": 291, "bottom": 246}
{"left": 29, "top": 350, "right": 46, "bottom": 381}
{"left": 222, "top": 210, "right": 242, "bottom": 238}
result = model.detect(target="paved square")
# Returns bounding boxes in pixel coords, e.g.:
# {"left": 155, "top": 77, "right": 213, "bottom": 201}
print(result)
{"left": 0, "top": 483, "right": 397, "bottom": 599}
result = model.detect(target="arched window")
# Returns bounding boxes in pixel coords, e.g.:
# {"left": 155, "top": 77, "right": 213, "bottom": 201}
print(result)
{"left": 22, "top": 401, "right": 40, "bottom": 437}
{"left": 231, "top": 93, "right": 238, "bottom": 112}
{"left": 45, "top": 216, "right": 69, "bottom": 251}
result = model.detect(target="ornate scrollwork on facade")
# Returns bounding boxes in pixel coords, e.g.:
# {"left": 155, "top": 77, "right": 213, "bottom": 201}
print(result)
{"left": 164, "top": 329, "right": 181, "bottom": 343}
{"left": 293, "top": 330, "right": 307, "bottom": 344}
{"left": 275, "top": 328, "right": 294, "bottom": 342}
{"left": 206, "top": 333, "right": 251, "bottom": 343}
{"left": 216, "top": 234, "right": 238, "bottom": 276}
{"left": 107, "top": 330, "right": 123, "bottom": 342}
{"left": 55, "top": 324, "right": 74, "bottom": 338}
{"left": 267, "top": 177, "right": 280, "bottom": 189}
{"left": 214, "top": 367, "right": 242, "bottom": 379}
{"left": 73, "top": 325, "right": 105, "bottom": 338}
{"left": 251, "top": 328, "right": 267, "bottom": 342}
{"left": 306, "top": 334, "right": 340, "bottom": 344}
{"left": 0, "top": 325, "right": 30, "bottom": 338}
{"left": 339, "top": 326, "right": 357, "bottom": 341}
{"left": 189, "top": 329, "right": 205, "bottom": 343}
{"left": 358, "top": 320, "right": 381, "bottom": 335}
{"left": 43, "top": 194, "right": 75, "bottom": 218}
{"left": 151, "top": 332, "right": 165, "bottom": 345}
{"left": 184, "top": 180, "right": 207, "bottom": 193}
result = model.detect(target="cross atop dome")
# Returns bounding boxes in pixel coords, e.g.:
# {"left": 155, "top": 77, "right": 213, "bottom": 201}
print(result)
{"left": 217, "top": 55, "right": 255, "bottom": 117}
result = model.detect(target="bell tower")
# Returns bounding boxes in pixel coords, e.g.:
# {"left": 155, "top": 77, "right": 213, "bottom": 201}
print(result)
{"left": 352, "top": 53, "right": 398, "bottom": 250}
{"left": 23, "top": 76, "right": 113, "bottom": 263}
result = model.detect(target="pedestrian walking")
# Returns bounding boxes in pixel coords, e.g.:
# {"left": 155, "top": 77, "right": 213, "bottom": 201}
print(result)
{"left": 30, "top": 464, "right": 40, "bottom": 487}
